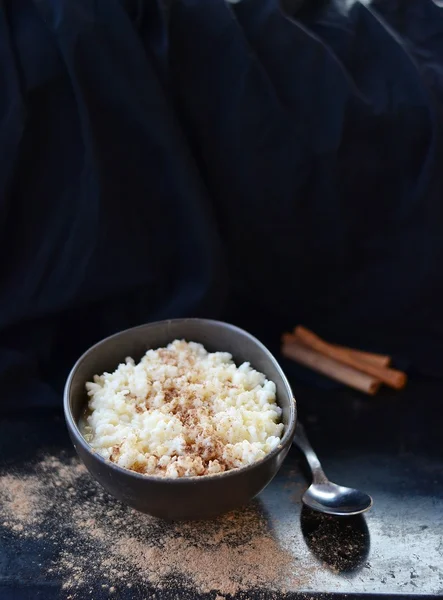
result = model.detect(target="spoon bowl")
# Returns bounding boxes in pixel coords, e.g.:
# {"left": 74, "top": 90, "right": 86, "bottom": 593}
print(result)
{"left": 302, "top": 482, "right": 373, "bottom": 517}
{"left": 293, "top": 422, "right": 373, "bottom": 517}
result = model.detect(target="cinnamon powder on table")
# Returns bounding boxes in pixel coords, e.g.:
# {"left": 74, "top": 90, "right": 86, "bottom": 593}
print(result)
{"left": 0, "top": 474, "right": 44, "bottom": 529}
{"left": 0, "top": 455, "right": 315, "bottom": 598}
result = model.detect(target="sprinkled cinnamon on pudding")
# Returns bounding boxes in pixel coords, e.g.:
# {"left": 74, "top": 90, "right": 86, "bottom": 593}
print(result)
{"left": 81, "top": 340, "right": 283, "bottom": 478}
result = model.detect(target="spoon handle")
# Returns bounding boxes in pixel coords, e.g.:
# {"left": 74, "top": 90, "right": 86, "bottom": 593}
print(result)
{"left": 292, "top": 422, "right": 329, "bottom": 485}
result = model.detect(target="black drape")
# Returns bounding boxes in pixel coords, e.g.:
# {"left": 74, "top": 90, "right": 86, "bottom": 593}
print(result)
{"left": 1, "top": 0, "right": 443, "bottom": 409}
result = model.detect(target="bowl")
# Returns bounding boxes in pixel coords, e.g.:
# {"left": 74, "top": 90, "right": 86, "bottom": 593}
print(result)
{"left": 64, "top": 318, "right": 297, "bottom": 520}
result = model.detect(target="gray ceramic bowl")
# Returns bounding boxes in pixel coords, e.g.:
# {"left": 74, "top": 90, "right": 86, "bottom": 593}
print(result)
{"left": 64, "top": 318, "right": 297, "bottom": 520}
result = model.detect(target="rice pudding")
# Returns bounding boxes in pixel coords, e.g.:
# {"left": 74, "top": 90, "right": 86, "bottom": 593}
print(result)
{"left": 81, "top": 340, "right": 284, "bottom": 478}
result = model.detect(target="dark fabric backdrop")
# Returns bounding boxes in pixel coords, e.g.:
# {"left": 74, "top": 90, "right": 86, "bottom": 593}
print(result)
{"left": 1, "top": 0, "right": 443, "bottom": 410}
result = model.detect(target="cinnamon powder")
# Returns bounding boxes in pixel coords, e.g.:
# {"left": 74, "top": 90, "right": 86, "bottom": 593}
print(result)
{"left": 0, "top": 474, "right": 43, "bottom": 528}
{"left": 0, "top": 455, "right": 314, "bottom": 597}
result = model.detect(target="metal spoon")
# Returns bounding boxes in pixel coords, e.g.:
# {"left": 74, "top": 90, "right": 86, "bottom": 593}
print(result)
{"left": 293, "top": 422, "right": 373, "bottom": 516}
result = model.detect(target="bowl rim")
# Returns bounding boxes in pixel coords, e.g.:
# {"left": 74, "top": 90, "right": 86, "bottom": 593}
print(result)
{"left": 64, "top": 318, "right": 297, "bottom": 484}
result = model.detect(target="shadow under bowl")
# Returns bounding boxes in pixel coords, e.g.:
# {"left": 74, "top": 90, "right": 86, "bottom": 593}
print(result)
{"left": 64, "top": 318, "right": 297, "bottom": 520}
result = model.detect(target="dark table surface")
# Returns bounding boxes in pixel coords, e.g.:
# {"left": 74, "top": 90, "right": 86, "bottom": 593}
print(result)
{"left": 1, "top": 377, "right": 442, "bottom": 600}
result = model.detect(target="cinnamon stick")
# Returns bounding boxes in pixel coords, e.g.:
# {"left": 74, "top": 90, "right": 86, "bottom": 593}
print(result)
{"left": 282, "top": 340, "right": 381, "bottom": 395}
{"left": 293, "top": 326, "right": 407, "bottom": 390}
{"left": 333, "top": 345, "right": 391, "bottom": 368}
{"left": 286, "top": 332, "right": 391, "bottom": 367}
